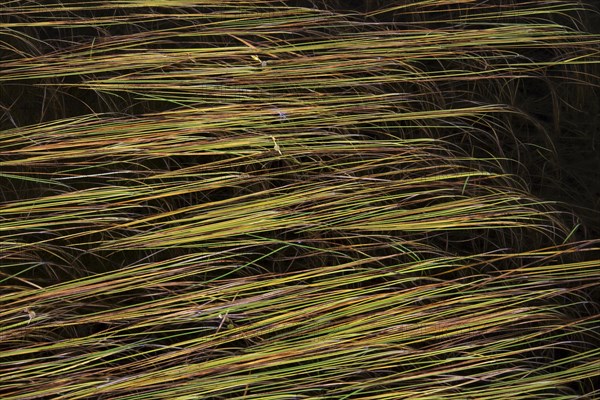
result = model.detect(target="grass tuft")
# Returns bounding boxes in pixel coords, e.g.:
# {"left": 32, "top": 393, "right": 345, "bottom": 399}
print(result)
{"left": 1, "top": 1, "right": 599, "bottom": 399}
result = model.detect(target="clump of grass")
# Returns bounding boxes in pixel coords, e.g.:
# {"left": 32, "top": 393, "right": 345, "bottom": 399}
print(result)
{"left": 1, "top": 1, "right": 599, "bottom": 399}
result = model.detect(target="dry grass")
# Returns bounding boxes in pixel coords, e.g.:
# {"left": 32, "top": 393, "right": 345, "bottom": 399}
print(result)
{"left": 1, "top": 1, "right": 599, "bottom": 399}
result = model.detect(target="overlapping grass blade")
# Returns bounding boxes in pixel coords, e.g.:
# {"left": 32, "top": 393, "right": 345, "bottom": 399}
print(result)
{"left": 1, "top": 1, "right": 599, "bottom": 399}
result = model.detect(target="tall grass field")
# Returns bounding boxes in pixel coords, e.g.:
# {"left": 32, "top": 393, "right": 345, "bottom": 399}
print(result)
{"left": 1, "top": 1, "right": 600, "bottom": 399}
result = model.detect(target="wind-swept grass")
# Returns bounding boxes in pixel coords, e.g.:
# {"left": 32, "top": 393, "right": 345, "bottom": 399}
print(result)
{"left": 1, "top": 1, "right": 599, "bottom": 399}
